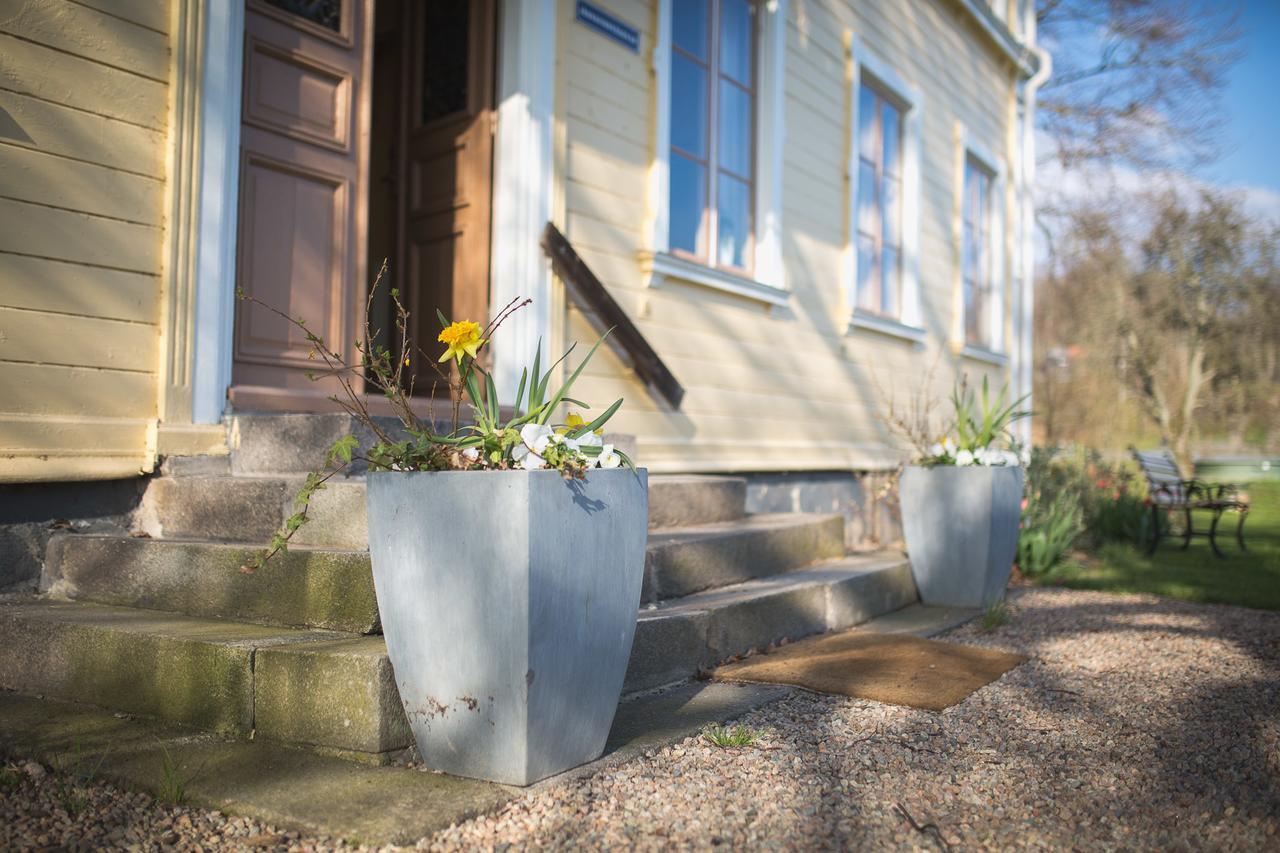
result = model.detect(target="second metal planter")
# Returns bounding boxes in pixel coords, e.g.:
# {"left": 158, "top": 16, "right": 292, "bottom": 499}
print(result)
{"left": 899, "top": 465, "right": 1024, "bottom": 608}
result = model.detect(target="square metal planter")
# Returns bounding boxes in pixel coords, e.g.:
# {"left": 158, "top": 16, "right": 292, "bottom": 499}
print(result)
{"left": 366, "top": 468, "right": 648, "bottom": 785}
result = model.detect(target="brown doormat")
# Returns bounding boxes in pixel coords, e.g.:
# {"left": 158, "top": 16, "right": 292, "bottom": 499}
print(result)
{"left": 713, "top": 631, "right": 1027, "bottom": 711}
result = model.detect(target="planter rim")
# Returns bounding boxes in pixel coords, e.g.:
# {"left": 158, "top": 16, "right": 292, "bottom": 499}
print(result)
{"left": 366, "top": 467, "right": 648, "bottom": 479}
{"left": 902, "top": 464, "right": 1024, "bottom": 471}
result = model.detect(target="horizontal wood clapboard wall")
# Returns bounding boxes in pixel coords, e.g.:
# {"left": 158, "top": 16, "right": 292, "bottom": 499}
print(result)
{"left": 0, "top": 0, "right": 170, "bottom": 482}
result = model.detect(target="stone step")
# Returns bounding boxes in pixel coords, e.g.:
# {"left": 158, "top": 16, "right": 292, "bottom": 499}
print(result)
{"left": 0, "top": 551, "right": 914, "bottom": 763}
{"left": 0, "top": 600, "right": 409, "bottom": 764}
{"left": 48, "top": 511, "right": 842, "bottom": 630}
{"left": 44, "top": 534, "right": 379, "bottom": 634}
{"left": 625, "top": 553, "right": 917, "bottom": 691}
{"left": 226, "top": 413, "right": 400, "bottom": 477}
{"left": 645, "top": 475, "right": 746, "bottom": 528}
{"left": 135, "top": 473, "right": 748, "bottom": 546}
{"left": 224, "top": 413, "right": 638, "bottom": 477}
{"left": 643, "top": 513, "right": 845, "bottom": 602}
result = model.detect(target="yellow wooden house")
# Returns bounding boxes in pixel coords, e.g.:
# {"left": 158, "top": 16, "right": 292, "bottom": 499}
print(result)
{"left": 0, "top": 0, "right": 1045, "bottom": 481}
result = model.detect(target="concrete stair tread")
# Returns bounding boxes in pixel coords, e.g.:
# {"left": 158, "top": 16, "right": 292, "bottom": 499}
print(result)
{"left": 53, "top": 509, "right": 847, "bottom": 629}
{"left": 46, "top": 533, "right": 380, "bottom": 634}
{"left": 642, "top": 512, "right": 846, "bottom": 601}
{"left": 137, "top": 471, "right": 748, "bottom": 544}
{"left": 647, "top": 511, "right": 841, "bottom": 540}
{"left": 0, "top": 598, "right": 344, "bottom": 644}
{"left": 72, "top": 531, "right": 366, "bottom": 553}
{"left": 0, "top": 598, "right": 406, "bottom": 761}
{"left": 626, "top": 549, "right": 917, "bottom": 691}
{"left": 641, "top": 552, "right": 909, "bottom": 617}
{"left": 0, "top": 544, "right": 919, "bottom": 761}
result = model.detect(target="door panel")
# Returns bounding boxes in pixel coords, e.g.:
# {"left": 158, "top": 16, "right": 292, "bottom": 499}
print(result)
{"left": 399, "top": 0, "right": 495, "bottom": 390}
{"left": 234, "top": 155, "right": 345, "bottom": 371}
{"left": 243, "top": 39, "right": 351, "bottom": 150}
{"left": 233, "top": 0, "right": 371, "bottom": 398}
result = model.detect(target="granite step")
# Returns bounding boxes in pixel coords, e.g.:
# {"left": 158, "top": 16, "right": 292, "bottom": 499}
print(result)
{"left": 0, "top": 551, "right": 915, "bottom": 763}
{"left": 643, "top": 513, "right": 845, "bottom": 602}
{"left": 0, "top": 599, "right": 408, "bottom": 764}
{"left": 135, "top": 473, "right": 748, "bottom": 546}
{"left": 223, "top": 413, "right": 636, "bottom": 477}
{"left": 50, "top": 510, "right": 840, "bottom": 630}
{"left": 625, "top": 552, "right": 917, "bottom": 691}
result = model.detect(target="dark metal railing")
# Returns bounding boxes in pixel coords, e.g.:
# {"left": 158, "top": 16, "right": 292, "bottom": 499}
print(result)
{"left": 540, "top": 222, "right": 685, "bottom": 410}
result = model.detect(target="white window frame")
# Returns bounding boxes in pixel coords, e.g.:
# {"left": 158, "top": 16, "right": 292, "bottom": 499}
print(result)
{"left": 644, "top": 0, "right": 788, "bottom": 307}
{"left": 957, "top": 128, "right": 1007, "bottom": 361}
{"left": 847, "top": 38, "right": 924, "bottom": 342}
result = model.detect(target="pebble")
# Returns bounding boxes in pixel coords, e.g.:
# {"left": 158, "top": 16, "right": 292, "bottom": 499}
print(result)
{"left": 1, "top": 588, "right": 1276, "bottom": 850}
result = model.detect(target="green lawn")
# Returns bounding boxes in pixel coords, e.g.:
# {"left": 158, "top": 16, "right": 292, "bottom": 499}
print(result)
{"left": 1051, "top": 481, "right": 1280, "bottom": 611}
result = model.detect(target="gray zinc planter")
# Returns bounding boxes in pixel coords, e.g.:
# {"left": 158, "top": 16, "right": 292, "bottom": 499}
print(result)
{"left": 366, "top": 468, "right": 648, "bottom": 786}
{"left": 899, "top": 465, "right": 1024, "bottom": 608}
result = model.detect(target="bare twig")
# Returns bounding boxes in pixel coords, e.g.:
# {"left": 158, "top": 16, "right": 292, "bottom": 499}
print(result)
{"left": 894, "top": 802, "right": 952, "bottom": 853}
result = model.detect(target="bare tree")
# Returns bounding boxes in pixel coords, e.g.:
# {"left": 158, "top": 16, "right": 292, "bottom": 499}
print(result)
{"left": 1038, "top": 191, "right": 1278, "bottom": 469}
{"left": 1037, "top": 0, "right": 1241, "bottom": 173}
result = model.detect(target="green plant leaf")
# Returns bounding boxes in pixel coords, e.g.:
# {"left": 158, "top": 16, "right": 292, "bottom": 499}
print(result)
{"left": 514, "top": 367, "right": 528, "bottom": 414}
{"left": 534, "top": 341, "right": 578, "bottom": 409}
{"left": 484, "top": 369, "right": 500, "bottom": 425}
{"left": 569, "top": 397, "right": 622, "bottom": 437}
{"left": 528, "top": 339, "right": 543, "bottom": 409}
{"left": 436, "top": 308, "right": 450, "bottom": 329}
{"left": 537, "top": 330, "right": 612, "bottom": 425}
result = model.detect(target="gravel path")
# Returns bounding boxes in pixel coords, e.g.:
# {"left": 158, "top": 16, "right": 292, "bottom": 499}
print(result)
{"left": 3, "top": 587, "right": 1279, "bottom": 850}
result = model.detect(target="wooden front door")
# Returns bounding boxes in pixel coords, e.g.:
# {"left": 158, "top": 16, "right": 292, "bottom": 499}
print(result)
{"left": 232, "top": 0, "right": 373, "bottom": 405}
{"left": 398, "top": 0, "right": 495, "bottom": 391}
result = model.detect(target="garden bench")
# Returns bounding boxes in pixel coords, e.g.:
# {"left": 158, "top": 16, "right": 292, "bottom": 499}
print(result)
{"left": 1131, "top": 448, "right": 1249, "bottom": 558}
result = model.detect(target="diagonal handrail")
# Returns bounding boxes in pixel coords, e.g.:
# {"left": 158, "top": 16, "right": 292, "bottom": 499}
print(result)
{"left": 540, "top": 222, "right": 685, "bottom": 410}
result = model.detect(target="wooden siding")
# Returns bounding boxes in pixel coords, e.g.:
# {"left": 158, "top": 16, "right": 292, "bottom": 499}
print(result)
{"left": 557, "top": 0, "right": 1021, "bottom": 472}
{"left": 0, "top": 0, "right": 170, "bottom": 482}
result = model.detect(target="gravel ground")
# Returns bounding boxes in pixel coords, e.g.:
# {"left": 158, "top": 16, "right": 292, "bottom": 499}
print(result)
{"left": 4, "top": 586, "right": 1279, "bottom": 850}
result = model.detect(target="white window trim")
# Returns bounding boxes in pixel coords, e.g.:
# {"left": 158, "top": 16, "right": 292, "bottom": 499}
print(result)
{"left": 644, "top": 0, "right": 788, "bottom": 306}
{"left": 846, "top": 37, "right": 924, "bottom": 336}
{"left": 849, "top": 311, "right": 927, "bottom": 344}
{"left": 957, "top": 127, "right": 1007, "bottom": 354}
{"left": 960, "top": 343, "right": 1009, "bottom": 366}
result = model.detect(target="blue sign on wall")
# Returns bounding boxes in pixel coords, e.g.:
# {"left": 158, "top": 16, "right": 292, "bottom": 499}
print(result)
{"left": 575, "top": 1, "right": 640, "bottom": 54}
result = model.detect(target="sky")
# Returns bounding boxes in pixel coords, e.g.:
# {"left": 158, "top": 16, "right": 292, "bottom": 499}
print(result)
{"left": 1204, "top": 0, "right": 1280, "bottom": 220}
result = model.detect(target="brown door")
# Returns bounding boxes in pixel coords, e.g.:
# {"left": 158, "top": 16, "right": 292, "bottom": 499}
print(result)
{"left": 232, "top": 0, "right": 373, "bottom": 406}
{"left": 399, "top": 0, "right": 495, "bottom": 391}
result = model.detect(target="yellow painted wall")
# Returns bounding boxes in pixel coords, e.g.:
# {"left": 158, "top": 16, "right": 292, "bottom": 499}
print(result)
{"left": 0, "top": 0, "right": 171, "bottom": 482}
{"left": 557, "top": 0, "right": 1022, "bottom": 472}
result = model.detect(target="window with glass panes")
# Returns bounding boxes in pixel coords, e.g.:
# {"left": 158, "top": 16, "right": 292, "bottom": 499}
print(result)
{"left": 668, "top": 0, "right": 756, "bottom": 273}
{"left": 962, "top": 156, "right": 994, "bottom": 347}
{"left": 855, "top": 82, "right": 904, "bottom": 317}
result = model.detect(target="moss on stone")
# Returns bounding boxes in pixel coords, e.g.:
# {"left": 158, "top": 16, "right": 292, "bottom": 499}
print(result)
{"left": 254, "top": 637, "right": 409, "bottom": 755}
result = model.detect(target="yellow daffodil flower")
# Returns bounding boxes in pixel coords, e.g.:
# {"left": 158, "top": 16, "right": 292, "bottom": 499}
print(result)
{"left": 437, "top": 320, "right": 485, "bottom": 364}
{"left": 565, "top": 411, "right": 603, "bottom": 436}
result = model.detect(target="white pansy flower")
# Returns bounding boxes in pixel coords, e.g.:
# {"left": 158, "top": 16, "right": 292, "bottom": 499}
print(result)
{"left": 1004, "top": 450, "right": 1021, "bottom": 467}
{"left": 574, "top": 432, "right": 603, "bottom": 449}
{"left": 511, "top": 443, "right": 546, "bottom": 470}
{"left": 942, "top": 437, "right": 956, "bottom": 455}
{"left": 929, "top": 443, "right": 945, "bottom": 458}
{"left": 520, "top": 423, "right": 553, "bottom": 454}
{"left": 597, "top": 443, "right": 622, "bottom": 469}
{"left": 1019, "top": 448, "right": 1031, "bottom": 466}
{"left": 461, "top": 447, "right": 479, "bottom": 462}
{"left": 955, "top": 449, "right": 975, "bottom": 466}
